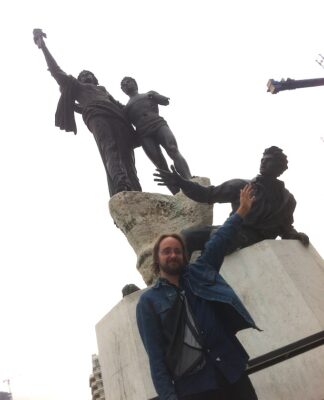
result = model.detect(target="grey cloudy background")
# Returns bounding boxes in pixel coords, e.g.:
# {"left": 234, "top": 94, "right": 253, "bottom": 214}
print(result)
{"left": 0, "top": 1, "right": 323, "bottom": 399}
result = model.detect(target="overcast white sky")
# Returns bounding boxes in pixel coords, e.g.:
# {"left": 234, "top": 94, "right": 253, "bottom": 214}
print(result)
{"left": 0, "top": 1, "right": 323, "bottom": 399}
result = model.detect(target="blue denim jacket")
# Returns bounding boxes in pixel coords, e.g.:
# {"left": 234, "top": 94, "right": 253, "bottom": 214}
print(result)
{"left": 136, "top": 213, "right": 258, "bottom": 400}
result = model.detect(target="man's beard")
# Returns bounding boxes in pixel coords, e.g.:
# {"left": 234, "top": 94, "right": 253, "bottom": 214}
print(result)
{"left": 159, "top": 261, "right": 184, "bottom": 276}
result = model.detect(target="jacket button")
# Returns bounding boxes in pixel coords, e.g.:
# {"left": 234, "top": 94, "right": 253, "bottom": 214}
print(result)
{"left": 216, "top": 357, "right": 221, "bottom": 362}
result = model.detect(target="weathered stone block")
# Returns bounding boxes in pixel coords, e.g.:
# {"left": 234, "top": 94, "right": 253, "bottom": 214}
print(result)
{"left": 109, "top": 178, "right": 213, "bottom": 284}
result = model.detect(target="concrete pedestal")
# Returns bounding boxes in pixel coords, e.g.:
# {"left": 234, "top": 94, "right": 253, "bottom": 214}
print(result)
{"left": 96, "top": 241, "right": 324, "bottom": 400}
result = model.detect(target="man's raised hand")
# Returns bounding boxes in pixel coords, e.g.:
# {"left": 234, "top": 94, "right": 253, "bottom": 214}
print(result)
{"left": 236, "top": 184, "right": 255, "bottom": 218}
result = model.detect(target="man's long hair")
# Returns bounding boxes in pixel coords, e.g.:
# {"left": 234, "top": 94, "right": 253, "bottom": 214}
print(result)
{"left": 152, "top": 233, "right": 189, "bottom": 275}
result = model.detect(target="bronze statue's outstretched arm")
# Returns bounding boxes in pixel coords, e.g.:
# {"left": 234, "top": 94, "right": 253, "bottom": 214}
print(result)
{"left": 33, "top": 29, "right": 70, "bottom": 87}
{"left": 154, "top": 166, "right": 243, "bottom": 204}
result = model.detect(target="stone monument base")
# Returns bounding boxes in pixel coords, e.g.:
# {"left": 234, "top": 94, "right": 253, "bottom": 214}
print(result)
{"left": 96, "top": 240, "right": 324, "bottom": 400}
{"left": 109, "top": 178, "right": 213, "bottom": 284}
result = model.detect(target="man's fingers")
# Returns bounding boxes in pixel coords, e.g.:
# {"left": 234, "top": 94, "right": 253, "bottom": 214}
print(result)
{"left": 241, "top": 184, "right": 254, "bottom": 199}
{"left": 240, "top": 184, "right": 255, "bottom": 211}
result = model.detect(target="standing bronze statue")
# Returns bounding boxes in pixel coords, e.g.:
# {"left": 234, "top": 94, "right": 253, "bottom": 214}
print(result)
{"left": 33, "top": 29, "right": 141, "bottom": 197}
{"left": 154, "top": 146, "right": 309, "bottom": 257}
{"left": 121, "top": 77, "right": 191, "bottom": 194}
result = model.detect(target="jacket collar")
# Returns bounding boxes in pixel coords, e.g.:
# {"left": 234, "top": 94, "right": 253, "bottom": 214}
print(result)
{"left": 153, "top": 277, "right": 175, "bottom": 289}
{"left": 153, "top": 275, "right": 188, "bottom": 290}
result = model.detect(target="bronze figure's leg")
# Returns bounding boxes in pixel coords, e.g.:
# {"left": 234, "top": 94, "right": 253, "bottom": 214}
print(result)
{"left": 157, "top": 125, "right": 191, "bottom": 179}
{"left": 89, "top": 117, "right": 132, "bottom": 196}
{"left": 141, "top": 136, "right": 179, "bottom": 194}
{"left": 181, "top": 226, "right": 214, "bottom": 259}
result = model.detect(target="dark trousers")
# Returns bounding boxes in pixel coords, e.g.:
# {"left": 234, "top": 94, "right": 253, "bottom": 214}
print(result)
{"left": 180, "top": 373, "right": 258, "bottom": 400}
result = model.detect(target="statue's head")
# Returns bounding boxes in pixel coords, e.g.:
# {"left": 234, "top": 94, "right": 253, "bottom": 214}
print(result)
{"left": 78, "top": 70, "right": 98, "bottom": 85}
{"left": 121, "top": 76, "right": 138, "bottom": 95}
{"left": 260, "top": 146, "right": 288, "bottom": 178}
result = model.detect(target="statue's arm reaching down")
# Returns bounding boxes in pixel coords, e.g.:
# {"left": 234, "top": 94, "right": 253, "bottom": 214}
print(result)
{"left": 279, "top": 213, "right": 309, "bottom": 246}
{"left": 275, "top": 193, "right": 309, "bottom": 246}
{"left": 281, "top": 229, "right": 309, "bottom": 246}
{"left": 33, "top": 29, "right": 71, "bottom": 88}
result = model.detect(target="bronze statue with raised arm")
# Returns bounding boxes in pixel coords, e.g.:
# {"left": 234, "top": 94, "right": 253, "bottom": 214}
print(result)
{"left": 33, "top": 29, "right": 141, "bottom": 197}
{"left": 154, "top": 146, "right": 309, "bottom": 257}
{"left": 121, "top": 77, "right": 191, "bottom": 194}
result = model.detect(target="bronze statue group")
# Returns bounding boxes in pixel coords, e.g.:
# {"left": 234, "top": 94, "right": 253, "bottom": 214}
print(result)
{"left": 34, "top": 29, "right": 309, "bottom": 400}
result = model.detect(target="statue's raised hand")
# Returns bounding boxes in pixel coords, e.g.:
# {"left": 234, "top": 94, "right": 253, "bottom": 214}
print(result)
{"left": 33, "top": 28, "right": 47, "bottom": 48}
{"left": 153, "top": 165, "right": 187, "bottom": 190}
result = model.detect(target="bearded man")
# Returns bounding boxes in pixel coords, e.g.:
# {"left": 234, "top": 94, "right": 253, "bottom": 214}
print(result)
{"left": 137, "top": 185, "right": 259, "bottom": 400}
